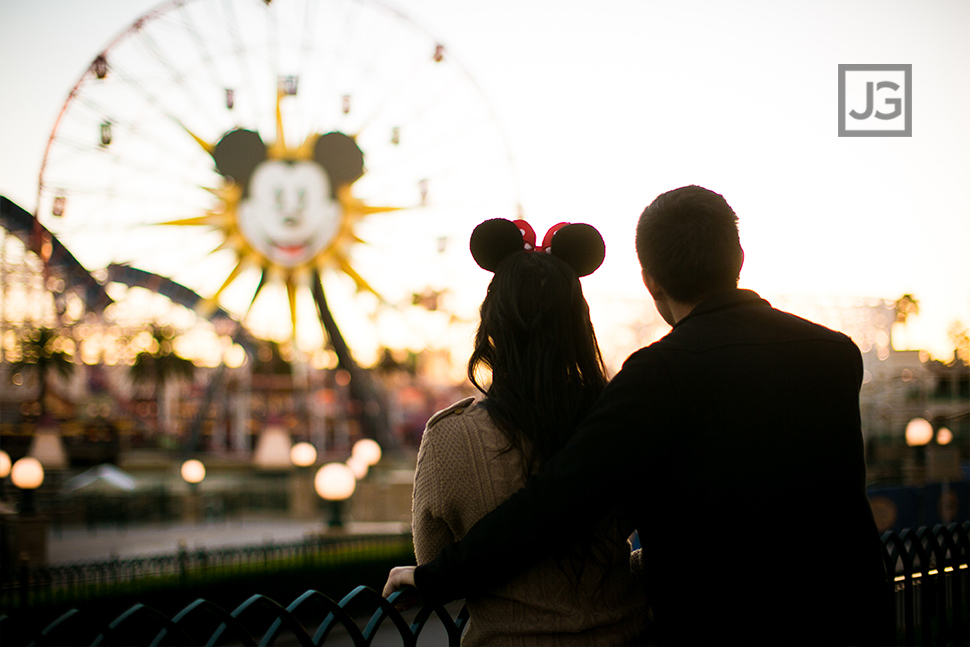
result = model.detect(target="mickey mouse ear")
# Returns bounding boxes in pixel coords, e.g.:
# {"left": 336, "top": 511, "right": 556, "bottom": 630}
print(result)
{"left": 548, "top": 223, "right": 605, "bottom": 277}
{"left": 313, "top": 132, "right": 365, "bottom": 194}
{"left": 212, "top": 129, "right": 267, "bottom": 189}
{"left": 470, "top": 218, "right": 525, "bottom": 272}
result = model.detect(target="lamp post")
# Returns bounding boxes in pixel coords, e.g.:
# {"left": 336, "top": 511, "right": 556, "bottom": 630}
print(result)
{"left": 314, "top": 462, "right": 356, "bottom": 531}
{"left": 347, "top": 438, "right": 383, "bottom": 521}
{"left": 904, "top": 416, "right": 933, "bottom": 485}
{"left": 0, "top": 450, "right": 10, "bottom": 501}
{"left": 180, "top": 459, "right": 206, "bottom": 524}
{"left": 9, "top": 456, "right": 48, "bottom": 566}
{"left": 289, "top": 442, "right": 317, "bottom": 519}
{"left": 11, "top": 457, "right": 44, "bottom": 516}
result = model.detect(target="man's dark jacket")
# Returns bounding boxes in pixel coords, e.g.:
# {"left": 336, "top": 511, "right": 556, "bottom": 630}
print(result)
{"left": 415, "top": 289, "right": 889, "bottom": 645}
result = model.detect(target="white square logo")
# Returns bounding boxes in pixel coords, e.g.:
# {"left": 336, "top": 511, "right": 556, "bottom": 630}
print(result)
{"left": 838, "top": 64, "right": 912, "bottom": 137}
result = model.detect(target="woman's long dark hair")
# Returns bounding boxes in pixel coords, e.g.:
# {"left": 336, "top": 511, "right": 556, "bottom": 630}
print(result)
{"left": 467, "top": 250, "right": 608, "bottom": 476}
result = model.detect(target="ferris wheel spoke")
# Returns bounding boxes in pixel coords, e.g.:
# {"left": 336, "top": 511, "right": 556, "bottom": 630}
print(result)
{"left": 172, "top": 2, "right": 231, "bottom": 110}
{"left": 221, "top": 0, "right": 268, "bottom": 128}
{"left": 53, "top": 94, "right": 205, "bottom": 174}
{"left": 44, "top": 143, "right": 209, "bottom": 208}
{"left": 265, "top": 4, "right": 281, "bottom": 91}
{"left": 295, "top": 0, "right": 321, "bottom": 83}
{"left": 97, "top": 61, "right": 211, "bottom": 150}
{"left": 350, "top": 50, "right": 440, "bottom": 139}
{"left": 313, "top": 0, "right": 366, "bottom": 107}
{"left": 131, "top": 32, "right": 227, "bottom": 133}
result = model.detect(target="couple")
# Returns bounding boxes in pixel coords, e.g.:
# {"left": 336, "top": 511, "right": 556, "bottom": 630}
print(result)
{"left": 385, "top": 186, "right": 889, "bottom": 646}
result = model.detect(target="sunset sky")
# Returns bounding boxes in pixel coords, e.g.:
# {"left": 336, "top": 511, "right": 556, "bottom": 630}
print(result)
{"left": 1, "top": 0, "right": 968, "bottom": 365}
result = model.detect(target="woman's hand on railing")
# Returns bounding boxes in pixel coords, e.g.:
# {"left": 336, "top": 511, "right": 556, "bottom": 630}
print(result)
{"left": 382, "top": 565, "right": 418, "bottom": 610}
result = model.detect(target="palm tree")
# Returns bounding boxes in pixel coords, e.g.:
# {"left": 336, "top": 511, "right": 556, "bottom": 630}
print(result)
{"left": 9, "top": 327, "right": 74, "bottom": 417}
{"left": 894, "top": 294, "right": 920, "bottom": 324}
{"left": 130, "top": 326, "right": 194, "bottom": 438}
{"left": 892, "top": 294, "right": 920, "bottom": 351}
{"left": 947, "top": 321, "right": 969, "bottom": 365}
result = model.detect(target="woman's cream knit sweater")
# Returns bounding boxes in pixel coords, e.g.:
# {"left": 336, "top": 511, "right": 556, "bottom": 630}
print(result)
{"left": 412, "top": 398, "right": 648, "bottom": 646}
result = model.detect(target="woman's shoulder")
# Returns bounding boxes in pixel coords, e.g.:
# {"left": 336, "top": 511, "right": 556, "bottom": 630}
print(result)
{"left": 424, "top": 396, "right": 478, "bottom": 429}
{"left": 420, "top": 397, "right": 500, "bottom": 455}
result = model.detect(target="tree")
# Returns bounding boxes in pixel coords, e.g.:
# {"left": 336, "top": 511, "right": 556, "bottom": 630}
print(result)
{"left": 9, "top": 327, "right": 74, "bottom": 417}
{"left": 130, "top": 326, "right": 195, "bottom": 437}
{"left": 947, "top": 321, "right": 969, "bottom": 365}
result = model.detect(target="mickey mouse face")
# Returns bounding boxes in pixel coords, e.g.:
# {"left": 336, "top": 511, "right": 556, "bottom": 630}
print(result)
{"left": 212, "top": 129, "right": 364, "bottom": 269}
{"left": 237, "top": 160, "right": 339, "bottom": 267}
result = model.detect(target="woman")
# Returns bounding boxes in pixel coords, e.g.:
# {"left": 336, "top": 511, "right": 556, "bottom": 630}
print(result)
{"left": 394, "top": 218, "right": 647, "bottom": 646}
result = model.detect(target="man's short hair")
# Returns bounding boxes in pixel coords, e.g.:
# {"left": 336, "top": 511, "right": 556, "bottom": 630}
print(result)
{"left": 635, "top": 185, "right": 743, "bottom": 303}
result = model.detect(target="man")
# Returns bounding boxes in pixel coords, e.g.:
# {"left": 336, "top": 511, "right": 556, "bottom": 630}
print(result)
{"left": 385, "top": 185, "right": 889, "bottom": 645}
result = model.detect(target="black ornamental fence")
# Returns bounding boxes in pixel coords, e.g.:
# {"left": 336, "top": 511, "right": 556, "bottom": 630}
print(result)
{"left": 0, "top": 523, "right": 967, "bottom": 646}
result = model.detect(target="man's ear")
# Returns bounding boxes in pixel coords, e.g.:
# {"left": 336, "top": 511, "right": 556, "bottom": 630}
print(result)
{"left": 642, "top": 270, "right": 664, "bottom": 300}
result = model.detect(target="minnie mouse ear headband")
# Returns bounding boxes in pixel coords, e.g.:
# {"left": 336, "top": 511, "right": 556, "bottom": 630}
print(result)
{"left": 469, "top": 218, "right": 605, "bottom": 277}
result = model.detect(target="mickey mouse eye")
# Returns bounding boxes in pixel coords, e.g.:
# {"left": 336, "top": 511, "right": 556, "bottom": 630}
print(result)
{"left": 297, "top": 189, "right": 306, "bottom": 209}
{"left": 275, "top": 189, "right": 284, "bottom": 207}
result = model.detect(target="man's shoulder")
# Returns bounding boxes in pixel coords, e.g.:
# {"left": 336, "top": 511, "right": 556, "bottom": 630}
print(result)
{"left": 674, "top": 299, "right": 859, "bottom": 351}
{"left": 762, "top": 306, "right": 862, "bottom": 352}
{"left": 615, "top": 343, "right": 676, "bottom": 386}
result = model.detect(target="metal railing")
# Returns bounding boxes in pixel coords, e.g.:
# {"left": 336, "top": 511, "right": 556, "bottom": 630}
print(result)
{"left": 0, "top": 523, "right": 967, "bottom": 646}
{"left": 18, "top": 585, "right": 468, "bottom": 647}
{"left": 884, "top": 522, "right": 969, "bottom": 645}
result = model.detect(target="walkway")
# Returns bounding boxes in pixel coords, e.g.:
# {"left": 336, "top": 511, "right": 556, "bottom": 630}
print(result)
{"left": 47, "top": 517, "right": 409, "bottom": 563}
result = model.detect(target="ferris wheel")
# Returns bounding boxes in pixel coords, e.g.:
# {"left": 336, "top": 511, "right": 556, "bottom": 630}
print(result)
{"left": 35, "top": 0, "right": 521, "bottom": 364}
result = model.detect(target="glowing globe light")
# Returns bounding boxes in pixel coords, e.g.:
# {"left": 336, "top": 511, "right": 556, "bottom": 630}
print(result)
{"left": 346, "top": 456, "right": 369, "bottom": 480}
{"left": 352, "top": 438, "right": 382, "bottom": 467}
{"left": 0, "top": 450, "right": 11, "bottom": 478}
{"left": 290, "top": 442, "right": 318, "bottom": 467}
{"left": 936, "top": 427, "right": 953, "bottom": 446}
{"left": 11, "top": 457, "right": 45, "bottom": 490}
{"left": 905, "top": 418, "right": 933, "bottom": 447}
{"left": 181, "top": 459, "right": 206, "bottom": 484}
{"left": 315, "top": 463, "right": 356, "bottom": 501}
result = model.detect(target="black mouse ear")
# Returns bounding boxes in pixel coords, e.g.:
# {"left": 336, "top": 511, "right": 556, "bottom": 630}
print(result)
{"left": 314, "top": 132, "right": 365, "bottom": 197}
{"left": 212, "top": 129, "right": 267, "bottom": 191}
{"left": 470, "top": 218, "right": 526, "bottom": 272}
{"left": 548, "top": 223, "right": 605, "bottom": 277}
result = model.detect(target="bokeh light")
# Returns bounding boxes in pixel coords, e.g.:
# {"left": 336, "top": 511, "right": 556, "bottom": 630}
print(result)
{"left": 351, "top": 438, "right": 382, "bottom": 466}
{"left": 904, "top": 418, "right": 933, "bottom": 447}
{"left": 181, "top": 459, "right": 206, "bottom": 484}
{"left": 11, "top": 457, "right": 45, "bottom": 489}
{"left": 290, "top": 442, "right": 318, "bottom": 467}
{"left": 315, "top": 463, "right": 356, "bottom": 501}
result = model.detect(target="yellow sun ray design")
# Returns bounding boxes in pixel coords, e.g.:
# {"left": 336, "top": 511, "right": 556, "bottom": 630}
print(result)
{"left": 161, "top": 91, "right": 400, "bottom": 341}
